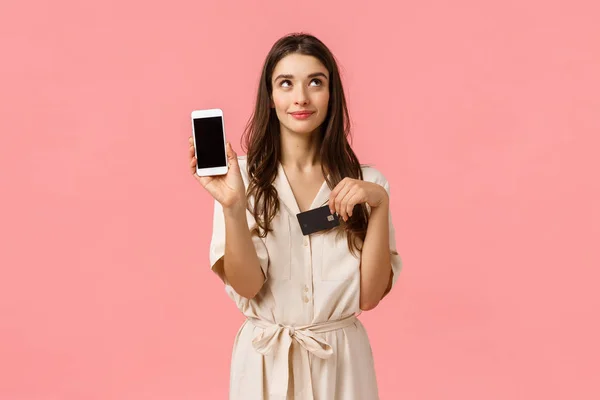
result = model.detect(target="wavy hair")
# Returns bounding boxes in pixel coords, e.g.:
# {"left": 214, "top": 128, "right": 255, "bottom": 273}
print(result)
{"left": 241, "top": 33, "right": 368, "bottom": 255}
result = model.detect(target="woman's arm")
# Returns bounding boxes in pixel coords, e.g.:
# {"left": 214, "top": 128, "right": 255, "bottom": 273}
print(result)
{"left": 358, "top": 195, "right": 393, "bottom": 310}
{"left": 328, "top": 177, "right": 395, "bottom": 311}
{"left": 214, "top": 204, "right": 266, "bottom": 299}
{"left": 192, "top": 139, "right": 266, "bottom": 300}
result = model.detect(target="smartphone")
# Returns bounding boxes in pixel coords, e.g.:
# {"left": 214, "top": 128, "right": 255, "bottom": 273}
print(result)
{"left": 191, "top": 108, "right": 228, "bottom": 176}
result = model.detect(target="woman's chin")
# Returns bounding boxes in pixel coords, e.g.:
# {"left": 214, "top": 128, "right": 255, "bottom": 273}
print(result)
{"left": 281, "top": 123, "right": 319, "bottom": 136}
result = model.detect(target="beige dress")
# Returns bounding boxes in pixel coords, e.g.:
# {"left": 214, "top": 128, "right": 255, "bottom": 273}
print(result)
{"left": 209, "top": 156, "right": 402, "bottom": 400}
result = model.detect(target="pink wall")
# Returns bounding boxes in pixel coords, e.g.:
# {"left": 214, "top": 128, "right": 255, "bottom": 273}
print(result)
{"left": 1, "top": 0, "right": 599, "bottom": 399}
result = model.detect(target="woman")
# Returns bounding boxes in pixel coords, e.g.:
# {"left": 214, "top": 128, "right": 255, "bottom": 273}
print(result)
{"left": 188, "top": 33, "right": 402, "bottom": 400}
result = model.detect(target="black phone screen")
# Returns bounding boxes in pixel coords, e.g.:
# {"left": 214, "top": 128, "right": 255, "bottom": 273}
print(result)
{"left": 193, "top": 116, "right": 227, "bottom": 169}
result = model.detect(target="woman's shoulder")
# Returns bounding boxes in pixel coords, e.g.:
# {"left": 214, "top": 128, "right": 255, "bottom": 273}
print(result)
{"left": 360, "top": 164, "right": 389, "bottom": 187}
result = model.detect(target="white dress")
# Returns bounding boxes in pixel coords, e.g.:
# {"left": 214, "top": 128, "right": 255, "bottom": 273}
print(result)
{"left": 209, "top": 156, "right": 402, "bottom": 400}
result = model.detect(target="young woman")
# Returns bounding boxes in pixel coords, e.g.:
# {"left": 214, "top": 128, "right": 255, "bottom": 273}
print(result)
{"left": 188, "top": 33, "right": 402, "bottom": 400}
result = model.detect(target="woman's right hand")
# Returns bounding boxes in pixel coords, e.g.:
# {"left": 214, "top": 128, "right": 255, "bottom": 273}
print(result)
{"left": 189, "top": 136, "right": 246, "bottom": 211}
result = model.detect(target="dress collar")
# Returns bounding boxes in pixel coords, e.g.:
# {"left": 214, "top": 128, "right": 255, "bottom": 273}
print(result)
{"left": 274, "top": 162, "right": 331, "bottom": 215}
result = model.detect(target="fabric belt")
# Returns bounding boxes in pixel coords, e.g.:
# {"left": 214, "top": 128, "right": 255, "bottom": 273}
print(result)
{"left": 248, "top": 313, "right": 358, "bottom": 398}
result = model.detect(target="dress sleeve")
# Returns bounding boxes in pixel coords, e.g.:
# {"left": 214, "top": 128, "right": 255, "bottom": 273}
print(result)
{"left": 380, "top": 177, "right": 403, "bottom": 298}
{"left": 209, "top": 199, "right": 270, "bottom": 284}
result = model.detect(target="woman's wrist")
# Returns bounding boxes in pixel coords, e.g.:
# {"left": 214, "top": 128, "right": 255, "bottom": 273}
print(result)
{"left": 223, "top": 204, "right": 246, "bottom": 220}
{"left": 371, "top": 185, "right": 389, "bottom": 209}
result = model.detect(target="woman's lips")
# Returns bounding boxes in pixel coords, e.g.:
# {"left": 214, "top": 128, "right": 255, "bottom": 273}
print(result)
{"left": 290, "top": 111, "right": 314, "bottom": 120}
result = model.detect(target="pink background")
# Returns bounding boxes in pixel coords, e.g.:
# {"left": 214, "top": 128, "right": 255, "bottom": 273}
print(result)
{"left": 1, "top": 0, "right": 599, "bottom": 399}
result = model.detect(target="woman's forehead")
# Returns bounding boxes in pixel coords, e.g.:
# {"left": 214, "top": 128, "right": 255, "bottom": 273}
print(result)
{"left": 272, "top": 54, "right": 328, "bottom": 78}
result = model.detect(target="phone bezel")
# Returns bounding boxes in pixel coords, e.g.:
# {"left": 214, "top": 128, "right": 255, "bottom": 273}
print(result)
{"left": 191, "top": 108, "right": 229, "bottom": 176}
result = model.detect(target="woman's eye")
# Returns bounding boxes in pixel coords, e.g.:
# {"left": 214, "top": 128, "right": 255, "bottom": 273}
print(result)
{"left": 279, "top": 78, "right": 322, "bottom": 88}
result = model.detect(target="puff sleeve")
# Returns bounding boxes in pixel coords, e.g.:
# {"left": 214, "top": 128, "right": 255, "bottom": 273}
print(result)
{"left": 380, "top": 177, "right": 403, "bottom": 297}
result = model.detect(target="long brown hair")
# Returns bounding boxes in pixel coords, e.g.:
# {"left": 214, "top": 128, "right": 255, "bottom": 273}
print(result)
{"left": 241, "top": 32, "right": 368, "bottom": 255}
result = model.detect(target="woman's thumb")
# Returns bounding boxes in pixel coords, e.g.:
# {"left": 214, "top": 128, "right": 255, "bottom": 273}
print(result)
{"left": 226, "top": 142, "right": 238, "bottom": 167}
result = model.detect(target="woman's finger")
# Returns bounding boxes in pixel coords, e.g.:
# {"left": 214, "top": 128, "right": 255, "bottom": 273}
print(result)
{"left": 338, "top": 186, "right": 356, "bottom": 221}
{"left": 345, "top": 191, "right": 363, "bottom": 218}
{"left": 226, "top": 142, "right": 238, "bottom": 167}
{"left": 330, "top": 178, "right": 349, "bottom": 199}
{"left": 329, "top": 178, "right": 350, "bottom": 214}
{"left": 335, "top": 183, "right": 354, "bottom": 220}
{"left": 332, "top": 186, "right": 349, "bottom": 217}
{"left": 197, "top": 174, "right": 211, "bottom": 187}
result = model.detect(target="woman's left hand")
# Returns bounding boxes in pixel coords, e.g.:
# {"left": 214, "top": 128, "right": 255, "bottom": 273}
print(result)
{"left": 328, "top": 178, "right": 389, "bottom": 222}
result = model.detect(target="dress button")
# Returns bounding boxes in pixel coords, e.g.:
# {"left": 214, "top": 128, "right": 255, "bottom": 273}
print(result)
{"left": 303, "top": 238, "right": 309, "bottom": 246}
{"left": 304, "top": 296, "right": 310, "bottom": 303}
{"left": 304, "top": 286, "right": 309, "bottom": 292}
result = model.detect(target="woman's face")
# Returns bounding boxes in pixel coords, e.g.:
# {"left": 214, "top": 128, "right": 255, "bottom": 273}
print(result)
{"left": 270, "top": 53, "right": 330, "bottom": 137}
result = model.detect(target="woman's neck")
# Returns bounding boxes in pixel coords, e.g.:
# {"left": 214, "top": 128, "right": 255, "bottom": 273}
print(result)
{"left": 279, "top": 128, "right": 323, "bottom": 172}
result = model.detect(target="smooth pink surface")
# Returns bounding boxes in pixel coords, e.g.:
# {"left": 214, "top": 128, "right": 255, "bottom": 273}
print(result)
{"left": 1, "top": 1, "right": 599, "bottom": 399}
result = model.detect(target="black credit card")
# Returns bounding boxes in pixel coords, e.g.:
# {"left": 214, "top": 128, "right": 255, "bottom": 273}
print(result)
{"left": 296, "top": 205, "right": 340, "bottom": 236}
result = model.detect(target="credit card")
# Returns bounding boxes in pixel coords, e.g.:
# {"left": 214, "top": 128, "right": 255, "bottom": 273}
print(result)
{"left": 296, "top": 205, "right": 340, "bottom": 236}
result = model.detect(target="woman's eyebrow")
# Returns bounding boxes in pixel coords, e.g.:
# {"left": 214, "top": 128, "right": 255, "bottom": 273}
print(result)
{"left": 274, "top": 72, "right": 329, "bottom": 81}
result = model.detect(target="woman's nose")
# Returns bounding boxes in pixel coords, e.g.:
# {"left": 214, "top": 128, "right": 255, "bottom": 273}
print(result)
{"left": 294, "top": 88, "right": 309, "bottom": 105}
